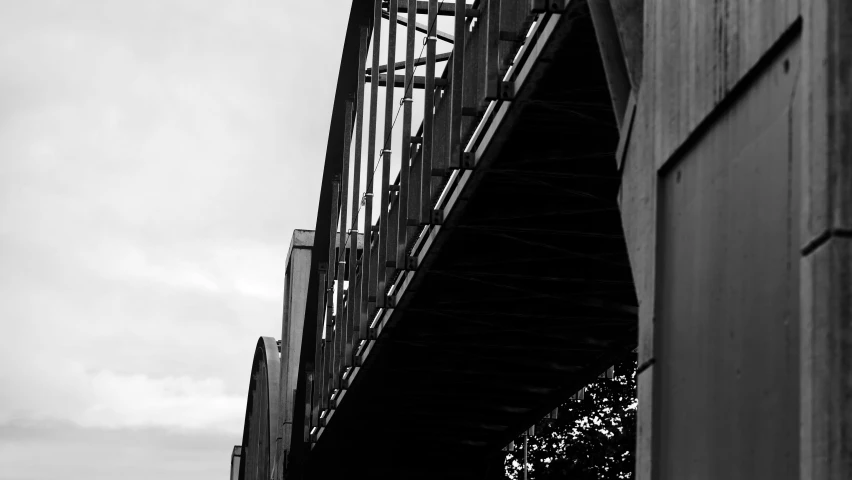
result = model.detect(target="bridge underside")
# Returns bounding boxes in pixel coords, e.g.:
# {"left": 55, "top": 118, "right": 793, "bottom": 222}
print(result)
{"left": 307, "top": 10, "right": 636, "bottom": 479}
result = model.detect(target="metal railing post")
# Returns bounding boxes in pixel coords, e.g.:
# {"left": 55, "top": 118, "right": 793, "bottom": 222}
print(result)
{"left": 448, "top": 0, "right": 467, "bottom": 169}
{"left": 420, "top": 0, "right": 438, "bottom": 224}
{"left": 377, "top": 0, "right": 398, "bottom": 308}
{"left": 362, "top": 0, "right": 383, "bottom": 327}
{"left": 346, "top": 25, "right": 369, "bottom": 364}
{"left": 397, "top": 0, "right": 417, "bottom": 268}
{"left": 333, "top": 99, "right": 354, "bottom": 389}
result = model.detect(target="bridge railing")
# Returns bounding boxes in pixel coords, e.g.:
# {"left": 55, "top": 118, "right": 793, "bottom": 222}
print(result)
{"left": 299, "top": 0, "right": 565, "bottom": 447}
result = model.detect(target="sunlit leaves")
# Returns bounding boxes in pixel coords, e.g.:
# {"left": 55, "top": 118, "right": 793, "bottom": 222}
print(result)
{"left": 504, "top": 358, "right": 637, "bottom": 479}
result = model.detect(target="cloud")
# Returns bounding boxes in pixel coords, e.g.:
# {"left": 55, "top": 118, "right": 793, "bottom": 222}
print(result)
{"left": 0, "top": 420, "right": 233, "bottom": 480}
{"left": 0, "top": 356, "right": 243, "bottom": 433}
{"left": 79, "top": 371, "right": 244, "bottom": 432}
{"left": 0, "top": 1, "right": 353, "bottom": 478}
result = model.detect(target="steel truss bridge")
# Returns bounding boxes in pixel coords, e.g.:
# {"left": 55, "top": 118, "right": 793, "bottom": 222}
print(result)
{"left": 230, "top": 1, "right": 852, "bottom": 480}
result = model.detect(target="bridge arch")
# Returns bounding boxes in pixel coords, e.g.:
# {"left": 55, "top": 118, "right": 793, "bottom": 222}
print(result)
{"left": 238, "top": 337, "right": 281, "bottom": 480}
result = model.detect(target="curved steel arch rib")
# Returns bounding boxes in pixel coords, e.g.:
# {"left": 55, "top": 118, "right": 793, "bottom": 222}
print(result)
{"left": 238, "top": 337, "right": 281, "bottom": 480}
{"left": 289, "top": 0, "right": 374, "bottom": 472}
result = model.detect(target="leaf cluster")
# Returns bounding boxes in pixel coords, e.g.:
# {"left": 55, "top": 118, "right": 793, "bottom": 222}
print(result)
{"left": 504, "top": 358, "right": 637, "bottom": 479}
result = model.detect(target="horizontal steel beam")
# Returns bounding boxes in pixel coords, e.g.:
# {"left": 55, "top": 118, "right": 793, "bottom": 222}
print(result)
{"left": 384, "top": 1, "right": 479, "bottom": 17}
{"left": 366, "top": 52, "right": 451, "bottom": 75}
{"left": 381, "top": 10, "right": 454, "bottom": 43}
{"left": 365, "top": 74, "right": 448, "bottom": 89}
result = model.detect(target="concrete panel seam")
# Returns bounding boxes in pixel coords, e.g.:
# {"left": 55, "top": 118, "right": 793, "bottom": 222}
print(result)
{"left": 657, "top": 16, "right": 803, "bottom": 175}
{"left": 636, "top": 356, "right": 655, "bottom": 375}
{"left": 801, "top": 228, "right": 852, "bottom": 256}
{"left": 616, "top": 90, "right": 638, "bottom": 175}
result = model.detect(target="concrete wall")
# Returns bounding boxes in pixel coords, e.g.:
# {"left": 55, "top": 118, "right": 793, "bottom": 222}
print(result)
{"left": 278, "top": 230, "right": 313, "bottom": 478}
{"left": 614, "top": 0, "right": 852, "bottom": 478}
{"left": 654, "top": 37, "right": 801, "bottom": 478}
{"left": 231, "top": 446, "right": 242, "bottom": 480}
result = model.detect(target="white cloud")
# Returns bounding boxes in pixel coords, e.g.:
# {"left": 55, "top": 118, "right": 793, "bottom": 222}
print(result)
{"left": 0, "top": 354, "right": 244, "bottom": 433}
{"left": 80, "top": 371, "right": 244, "bottom": 432}
{"left": 81, "top": 239, "right": 224, "bottom": 294}
{"left": 0, "top": 420, "right": 231, "bottom": 480}
{"left": 0, "top": 0, "right": 353, "bottom": 477}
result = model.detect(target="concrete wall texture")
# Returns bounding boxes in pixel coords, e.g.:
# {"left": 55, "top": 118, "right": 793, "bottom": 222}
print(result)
{"left": 615, "top": 1, "right": 852, "bottom": 479}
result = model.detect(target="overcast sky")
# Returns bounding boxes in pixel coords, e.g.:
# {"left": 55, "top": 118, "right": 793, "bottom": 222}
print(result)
{"left": 0, "top": 1, "right": 351, "bottom": 478}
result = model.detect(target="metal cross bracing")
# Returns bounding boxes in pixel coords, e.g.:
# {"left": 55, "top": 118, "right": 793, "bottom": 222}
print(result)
{"left": 282, "top": 0, "right": 637, "bottom": 478}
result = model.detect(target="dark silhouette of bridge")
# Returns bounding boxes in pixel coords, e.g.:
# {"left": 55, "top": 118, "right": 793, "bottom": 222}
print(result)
{"left": 230, "top": 1, "right": 852, "bottom": 480}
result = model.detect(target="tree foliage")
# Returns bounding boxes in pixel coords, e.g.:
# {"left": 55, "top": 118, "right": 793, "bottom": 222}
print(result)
{"left": 504, "top": 358, "right": 637, "bottom": 479}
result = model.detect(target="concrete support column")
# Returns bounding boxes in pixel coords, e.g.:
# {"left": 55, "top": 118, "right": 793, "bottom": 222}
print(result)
{"left": 279, "top": 230, "right": 314, "bottom": 478}
{"left": 623, "top": 2, "right": 803, "bottom": 480}
{"left": 588, "top": 0, "right": 632, "bottom": 127}
{"left": 801, "top": 1, "right": 852, "bottom": 479}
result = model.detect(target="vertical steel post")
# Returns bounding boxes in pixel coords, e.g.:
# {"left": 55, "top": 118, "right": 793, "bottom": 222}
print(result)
{"left": 396, "top": 0, "right": 417, "bottom": 268}
{"left": 333, "top": 99, "right": 353, "bottom": 389}
{"left": 377, "top": 0, "right": 398, "bottom": 308}
{"left": 386, "top": 192, "right": 399, "bottom": 286}
{"left": 346, "top": 26, "right": 369, "bottom": 364}
{"left": 408, "top": 145, "right": 423, "bottom": 238}
{"left": 484, "top": 0, "right": 501, "bottom": 100}
{"left": 449, "top": 0, "right": 466, "bottom": 168}
{"left": 349, "top": 269, "right": 362, "bottom": 358}
{"left": 303, "top": 371, "right": 313, "bottom": 443}
{"left": 362, "top": 0, "right": 382, "bottom": 328}
{"left": 309, "top": 266, "right": 327, "bottom": 434}
{"left": 322, "top": 303, "right": 333, "bottom": 408}
{"left": 319, "top": 177, "right": 339, "bottom": 412}
{"left": 326, "top": 180, "right": 340, "bottom": 294}
{"left": 420, "top": 0, "right": 438, "bottom": 223}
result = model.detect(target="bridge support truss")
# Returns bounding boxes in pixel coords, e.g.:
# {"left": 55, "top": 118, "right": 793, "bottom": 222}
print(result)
{"left": 287, "top": 0, "right": 638, "bottom": 477}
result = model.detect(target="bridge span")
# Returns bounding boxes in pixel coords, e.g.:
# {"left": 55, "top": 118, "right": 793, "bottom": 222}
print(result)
{"left": 232, "top": 1, "right": 852, "bottom": 479}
